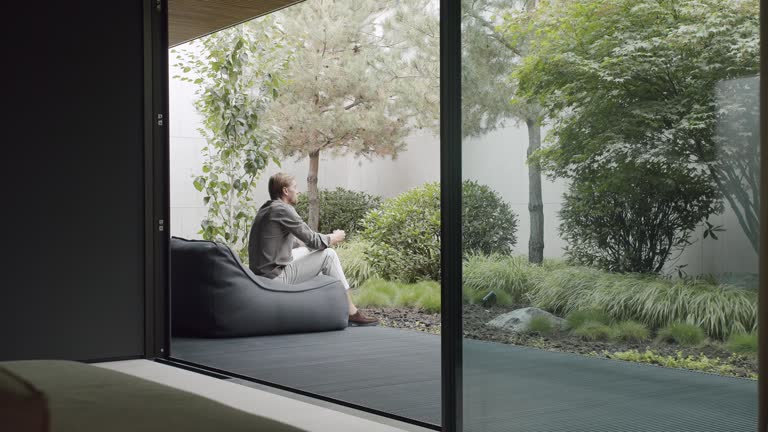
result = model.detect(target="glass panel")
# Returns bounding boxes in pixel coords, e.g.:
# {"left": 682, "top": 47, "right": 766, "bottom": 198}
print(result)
{"left": 461, "top": 1, "right": 759, "bottom": 430}
{"left": 169, "top": 0, "right": 442, "bottom": 427}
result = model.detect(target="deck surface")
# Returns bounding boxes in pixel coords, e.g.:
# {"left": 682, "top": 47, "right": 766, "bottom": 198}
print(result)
{"left": 172, "top": 327, "right": 757, "bottom": 431}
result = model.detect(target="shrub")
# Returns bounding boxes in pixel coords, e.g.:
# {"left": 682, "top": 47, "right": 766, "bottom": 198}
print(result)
{"left": 527, "top": 315, "right": 555, "bottom": 335}
{"left": 565, "top": 309, "right": 611, "bottom": 330}
{"left": 558, "top": 163, "right": 721, "bottom": 274}
{"left": 351, "top": 279, "right": 441, "bottom": 313}
{"left": 530, "top": 267, "right": 757, "bottom": 340}
{"left": 295, "top": 188, "right": 381, "bottom": 237}
{"left": 572, "top": 321, "right": 613, "bottom": 341}
{"left": 360, "top": 183, "right": 441, "bottom": 282}
{"left": 612, "top": 321, "right": 650, "bottom": 342}
{"left": 360, "top": 181, "right": 519, "bottom": 282}
{"left": 726, "top": 333, "right": 758, "bottom": 355}
{"left": 335, "top": 239, "right": 379, "bottom": 288}
{"left": 657, "top": 323, "right": 706, "bottom": 346}
{"left": 462, "top": 180, "right": 518, "bottom": 255}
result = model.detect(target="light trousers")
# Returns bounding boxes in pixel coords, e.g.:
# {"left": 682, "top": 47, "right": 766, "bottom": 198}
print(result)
{"left": 276, "top": 247, "right": 351, "bottom": 290}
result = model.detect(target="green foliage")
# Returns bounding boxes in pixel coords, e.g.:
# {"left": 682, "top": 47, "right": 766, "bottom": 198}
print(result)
{"left": 361, "top": 182, "right": 441, "bottom": 282}
{"left": 334, "top": 239, "right": 380, "bottom": 289}
{"left": 266, "top": 0, "right": 421, "bottom": 229}
{"left": 527, "top": 315, "right": 555, "bottom": 336}
{"left": 611, "top": 321, "right": 650, "bottom": 343}
{"left": 351, "top": 279, "right": 441, "bottom": 313}
{"left": 462, "top": 254, "right": 544, "bottom": 305}
{"left": 514, "top": 0, "right": 761, "bottom": 265}
{"left": 726, "top": 333, "right": 758, "bottom": 355}
{"left": 557, "top": 164, "right": 721, "bottom": 273}
{"left": 572, "top": 322, "right": 613, "bottom": 341}
{"left": 173, "top": 19, "right": 290, "bottom": 261}
{"left": 565, "top": 309, "right": 611, "bottom": 330}
{"left": 530, "top": 267, "right": 757, "bottom": 340}
{"left": 606, "top": 350, "right": 747, "bottom": 379}
{"left": 360, "top": 181, "right": 519, "bottom": 282}
{"left": 295, "top": 188, "right": 382, "bottom": 237}
{"left": 657, "top": 323, "right": 707, "bottom": 346}
{"left": 462, "top": 180, "right": 519, "bottom": 255}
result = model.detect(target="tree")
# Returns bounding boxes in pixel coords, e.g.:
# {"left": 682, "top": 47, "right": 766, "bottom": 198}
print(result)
{"left": 463, "top": 0, "right": 547, "bottom": 263}
{"left": 385, "top": 0, "right": 548, "bottom": 263}
{"left": 173, "top": 19, "right": 291, "bottom": 260}
{"left": 516, "top": 0, "right": 760, "bottom": 262}
{"left": 266, "top": 0, "right": 417, "bottom": 230}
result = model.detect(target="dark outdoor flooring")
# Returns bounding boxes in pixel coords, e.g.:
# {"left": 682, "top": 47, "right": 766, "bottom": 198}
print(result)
{"left": 172, "top": 327, "right": 757, "bottom": 431}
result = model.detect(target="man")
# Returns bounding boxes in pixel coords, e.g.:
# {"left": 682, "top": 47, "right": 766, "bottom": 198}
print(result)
{"left": 248, "top": 172, "right": 379, "bottom": 326}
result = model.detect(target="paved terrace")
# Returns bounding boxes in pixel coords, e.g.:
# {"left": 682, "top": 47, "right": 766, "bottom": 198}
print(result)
{"left": 172, "top": 327, "right": 757, "bottom": 431}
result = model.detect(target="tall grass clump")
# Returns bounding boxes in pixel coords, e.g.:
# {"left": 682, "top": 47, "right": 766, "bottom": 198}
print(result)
{"left": 612, "top": 321, "right": 650, "bottom": 342}
{"left": 462, "top": 254, "right": 542, "bottom": 305}
{"left": 352, "top": 279, "right": 441, "bottom": 313}
{"left": 527, "top": 315, "right": 556, "bottom": 335}
{"left": 726, "top": 332, "right": 758, "bottom": 355}
{"left": 530, "top": 267, "right": 756, "bottom": 340}
{"left": 565, "top": 309, "right": 611, "bottom": 330}
{"left": 335, "top": 239, "right": 379, "bottom": 288}
{"left": 572, "top": 322, "right": 613, "bottom": 341}
{"left": 657, "top": 323, "right": 706, "bottom": 346}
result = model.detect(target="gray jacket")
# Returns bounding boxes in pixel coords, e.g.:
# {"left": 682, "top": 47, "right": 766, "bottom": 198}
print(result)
{"left": 248, "top": 200, "right": 330, "bottom": 278}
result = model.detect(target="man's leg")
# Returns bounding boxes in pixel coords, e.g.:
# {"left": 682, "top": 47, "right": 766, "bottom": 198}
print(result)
{"left": 281, "top": 248, "right": 351, "bottom": 289}
{"left": 278, "top": 248, "right": 377, "bottom": 325}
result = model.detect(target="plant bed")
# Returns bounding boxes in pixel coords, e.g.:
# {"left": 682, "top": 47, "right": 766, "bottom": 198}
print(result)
{"left": 360, "top": 305, "right": 758, "bottom": 379}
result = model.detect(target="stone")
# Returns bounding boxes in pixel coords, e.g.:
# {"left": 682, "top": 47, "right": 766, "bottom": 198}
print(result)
{"left": 485, "top": 307, "right": 566, "bottom": 333}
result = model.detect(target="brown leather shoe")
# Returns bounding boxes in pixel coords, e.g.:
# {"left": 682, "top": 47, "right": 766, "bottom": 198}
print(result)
{"left": 348, "top": 311, "right": 379, "bottom": 327}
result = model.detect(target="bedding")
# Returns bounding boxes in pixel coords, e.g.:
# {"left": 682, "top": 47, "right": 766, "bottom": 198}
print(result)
{"left": 0, "top": 360, "right": 305, "bottom": 432}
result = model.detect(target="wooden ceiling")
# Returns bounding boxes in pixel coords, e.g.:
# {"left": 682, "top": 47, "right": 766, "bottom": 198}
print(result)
{"left": 169, "top": 0, "right": 304, "bottom": 47}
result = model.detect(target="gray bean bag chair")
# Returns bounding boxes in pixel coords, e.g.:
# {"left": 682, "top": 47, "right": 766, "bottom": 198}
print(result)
{"left": 171, "top": 237, "right": 348, "bottom": 337}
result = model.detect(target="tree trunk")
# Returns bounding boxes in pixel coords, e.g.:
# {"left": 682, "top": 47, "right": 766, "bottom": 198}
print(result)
{"left": 307, "top": 150, "right": 321, "bottom": 231}
{"left": 526, "top": 118, "right": 544, "bottom": 264}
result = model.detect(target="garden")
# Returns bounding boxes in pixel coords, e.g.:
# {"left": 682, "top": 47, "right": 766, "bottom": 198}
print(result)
{"left": 315, "top": 183, "right": 758, "bottom": 380}
{"left": 171, "top": 0, "right": 760, "bottom": 381}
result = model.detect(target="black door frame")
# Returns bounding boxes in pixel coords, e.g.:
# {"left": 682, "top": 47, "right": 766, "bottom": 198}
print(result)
{"left": 146, "top": 0, "right": 767, "bottom": 431}
{"left": 440, "top": 0, "right": 462, "bottom": 431}
{"left": 144, "top": 0, "right": 171, "bottom": 360}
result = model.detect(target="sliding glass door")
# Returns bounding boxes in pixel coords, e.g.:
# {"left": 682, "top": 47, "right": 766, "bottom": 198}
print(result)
{"left": 457, "top": 0, "right": 761, "bottom": 430}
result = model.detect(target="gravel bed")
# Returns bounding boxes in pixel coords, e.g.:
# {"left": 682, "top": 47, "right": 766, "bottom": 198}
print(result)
{"left": 362, "top": 305, "right": 757, "bottom": 378}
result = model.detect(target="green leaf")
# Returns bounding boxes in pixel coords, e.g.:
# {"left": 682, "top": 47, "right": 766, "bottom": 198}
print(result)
{"left": 193, "top": 177, "right": 205, "bottom": 192}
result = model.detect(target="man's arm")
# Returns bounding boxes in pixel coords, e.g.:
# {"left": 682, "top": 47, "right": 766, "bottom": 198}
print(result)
{"left": 277, "top": 205, "right": 331, "bottom": 250}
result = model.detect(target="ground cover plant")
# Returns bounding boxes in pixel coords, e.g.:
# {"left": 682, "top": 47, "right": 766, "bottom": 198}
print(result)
{"left": 603, "top": 350, "right": 755, "bottom": 380}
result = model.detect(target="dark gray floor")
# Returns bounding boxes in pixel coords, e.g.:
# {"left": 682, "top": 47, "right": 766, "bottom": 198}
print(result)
{"left": 172, "top": 327, "right": 757, "bottom": 431}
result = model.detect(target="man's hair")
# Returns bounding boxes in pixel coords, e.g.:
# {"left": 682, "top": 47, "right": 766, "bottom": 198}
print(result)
{"left": 268, "top": 172, "right": 295, "bottom": 200}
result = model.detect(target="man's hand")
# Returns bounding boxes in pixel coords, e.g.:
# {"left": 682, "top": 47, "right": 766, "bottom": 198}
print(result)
{"left": 329, "top": 229, "right": 346, "bottom": 246}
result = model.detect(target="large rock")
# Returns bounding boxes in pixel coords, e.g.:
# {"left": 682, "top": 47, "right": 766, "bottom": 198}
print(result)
{"left": 486, "top": 307, "right": 565, "bottom": 333}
